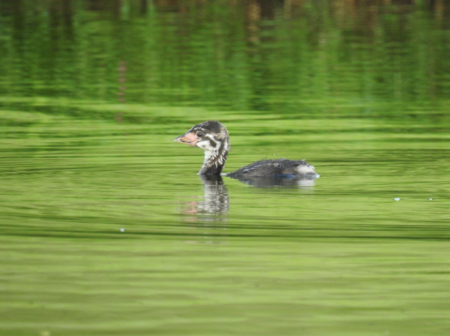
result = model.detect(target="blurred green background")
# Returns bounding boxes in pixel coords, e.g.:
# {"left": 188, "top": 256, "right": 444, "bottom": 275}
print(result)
{"left": 1, "top": 1, "right": 450, "bottom": 335}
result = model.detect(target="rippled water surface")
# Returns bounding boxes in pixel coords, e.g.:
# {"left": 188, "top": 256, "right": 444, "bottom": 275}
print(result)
{"left": 2, "top": 1, "right": 450, "bottom": 335}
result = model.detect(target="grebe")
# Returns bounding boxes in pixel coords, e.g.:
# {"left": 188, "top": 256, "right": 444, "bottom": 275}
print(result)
{"left": 174, "top": 120, "right": 318, "bottom": 178}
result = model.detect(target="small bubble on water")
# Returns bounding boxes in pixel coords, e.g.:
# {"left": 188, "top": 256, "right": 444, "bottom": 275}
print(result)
{"left": 394, "top": 198, "right": 400, "bottom": 201}
{"left": 120, "top": 228, "right": 125, "bottom": 232}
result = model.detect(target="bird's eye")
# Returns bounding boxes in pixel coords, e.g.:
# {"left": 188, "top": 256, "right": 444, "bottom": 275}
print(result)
{"left": 197, "top": 131, "right": 204, "bottom": 137}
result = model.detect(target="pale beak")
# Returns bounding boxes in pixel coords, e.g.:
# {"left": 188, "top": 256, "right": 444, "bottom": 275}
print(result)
{"left": 174, "top": 131, "right": 198, "bottom": 147}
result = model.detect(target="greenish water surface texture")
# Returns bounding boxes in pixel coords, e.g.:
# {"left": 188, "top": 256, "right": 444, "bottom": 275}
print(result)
{"left": 1, "top": 1, "right": 450, "bottom": 335}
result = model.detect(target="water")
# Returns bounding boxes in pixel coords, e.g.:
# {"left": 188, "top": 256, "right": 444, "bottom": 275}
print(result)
{"left": 2, "top": 1, "right": 450, "bottom": 335}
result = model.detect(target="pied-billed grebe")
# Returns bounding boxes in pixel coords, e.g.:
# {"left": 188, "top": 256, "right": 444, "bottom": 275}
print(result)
{"left": 174, "top": 120, "right": 318, "bottom": 178}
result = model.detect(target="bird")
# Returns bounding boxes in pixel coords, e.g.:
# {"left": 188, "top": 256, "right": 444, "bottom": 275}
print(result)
{"left": 174, "top": 120, "right": 318, "bottom": 179}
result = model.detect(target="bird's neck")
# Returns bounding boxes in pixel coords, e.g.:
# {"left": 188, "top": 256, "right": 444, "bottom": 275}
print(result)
{"left": 199, "top": 144, "right": 229, "bottom": 175}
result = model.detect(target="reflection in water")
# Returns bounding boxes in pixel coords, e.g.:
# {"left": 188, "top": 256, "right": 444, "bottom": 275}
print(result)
{"left": 180, "top": 174, "right": 318, "bottom": 222}
{"left": 2, "top": 1, "right": 450, "bottom": 112}
{"left": 199, "top": 175, "right": 229, "bottom": 215}
{"left": 180, "top": 175, "right": 229, "bottom": 222}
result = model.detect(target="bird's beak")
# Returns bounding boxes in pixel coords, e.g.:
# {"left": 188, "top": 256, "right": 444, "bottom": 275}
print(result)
{"left": 174, "top": 131, "right": 198, "bottom": 147}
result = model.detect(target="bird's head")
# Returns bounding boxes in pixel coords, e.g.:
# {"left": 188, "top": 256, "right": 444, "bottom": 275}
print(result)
{"left": 174, "top": 120, "right": 230, "bottom": 153}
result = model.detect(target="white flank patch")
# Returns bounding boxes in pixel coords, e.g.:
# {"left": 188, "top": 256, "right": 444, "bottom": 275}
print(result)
{"left": 295, "top": 164, "right": 316, "bottom": 174}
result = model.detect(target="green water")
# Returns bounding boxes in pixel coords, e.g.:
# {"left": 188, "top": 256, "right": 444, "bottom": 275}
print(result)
{"left": 2, "top": 1, "right": 450, "bottom": 335}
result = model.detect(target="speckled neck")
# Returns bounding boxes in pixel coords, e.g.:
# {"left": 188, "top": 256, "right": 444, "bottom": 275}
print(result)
{"left": 199, "top": 142, "right": 229, "bottom": 175}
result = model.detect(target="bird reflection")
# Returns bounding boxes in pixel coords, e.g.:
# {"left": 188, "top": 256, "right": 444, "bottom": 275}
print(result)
{"left": 180, "top": 174, "right": 318, "bottom": 224}
{"left": 199, "top": 175, "right": 229, "bottom": 214}
{"left": 180, "top": 175, "right": 229, "bottom": 223}
{"left": 228, "top": 174, "right": 318, "bottom": 188}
